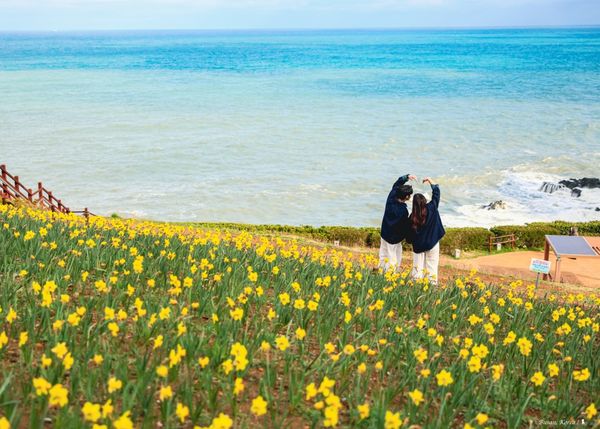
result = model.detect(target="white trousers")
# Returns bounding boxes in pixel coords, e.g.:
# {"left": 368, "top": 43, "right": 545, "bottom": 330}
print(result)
{"left": 379, "top": 238, "right": 403, "bottom": 272}
{"left": 412, "top": 242, "right": 440, "bottom": 283}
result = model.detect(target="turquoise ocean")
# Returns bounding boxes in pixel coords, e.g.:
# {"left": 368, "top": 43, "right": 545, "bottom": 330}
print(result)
{"left": 1, "top": 28, "right": 599, "bottom": 227}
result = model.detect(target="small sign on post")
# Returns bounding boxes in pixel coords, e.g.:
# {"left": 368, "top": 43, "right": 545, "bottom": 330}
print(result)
{"left": 530, "top": 258, "right": 551, "bottom": 274}
{"left": 530, "top": 258, "right": 551, "bottom": 287}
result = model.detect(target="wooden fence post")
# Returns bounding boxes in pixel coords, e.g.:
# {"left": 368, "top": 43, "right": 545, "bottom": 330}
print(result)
{"left": 38, "top": 182, "right": 43, "bottom": 203}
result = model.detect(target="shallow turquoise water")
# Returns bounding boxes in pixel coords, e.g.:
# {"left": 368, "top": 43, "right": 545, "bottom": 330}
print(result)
{"left": 1, "top": 29, "right": 599, "bottom": 226}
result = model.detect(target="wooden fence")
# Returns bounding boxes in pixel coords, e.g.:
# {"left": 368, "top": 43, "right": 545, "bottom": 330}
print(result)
{"left": 1, "top": 164, "right": 93, "bottom": 220}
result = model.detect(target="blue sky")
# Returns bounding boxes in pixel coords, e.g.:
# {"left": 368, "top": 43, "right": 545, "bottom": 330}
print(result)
{"left": 0, "top": 0, "right": 598, "bottom": 30}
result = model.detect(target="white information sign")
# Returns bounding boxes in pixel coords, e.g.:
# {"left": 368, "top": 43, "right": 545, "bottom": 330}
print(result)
{"left": 530, "top": 258, "right": 551, "bottom": 275}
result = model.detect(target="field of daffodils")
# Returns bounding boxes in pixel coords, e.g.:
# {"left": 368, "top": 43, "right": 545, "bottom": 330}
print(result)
{"left": 0, "top": 203, "right": 597, "bottom": 428}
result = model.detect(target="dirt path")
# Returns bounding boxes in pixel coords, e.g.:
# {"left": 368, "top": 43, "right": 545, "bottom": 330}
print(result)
{"left": 441, "top": 250, "right": 600, "bottom": 295}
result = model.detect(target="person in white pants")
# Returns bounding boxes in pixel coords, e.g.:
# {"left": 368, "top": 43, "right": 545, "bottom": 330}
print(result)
{"left": 379, "top": 238, "right": 404, "bottom": 272}
{"left": 407, "top": 178, "right": 445, "bottom": 283}
{"left": 411, "top": 242, "right": 440, "bottom": 281}
{"left": 378, "top": 173, "right": 416, "bottom": 272}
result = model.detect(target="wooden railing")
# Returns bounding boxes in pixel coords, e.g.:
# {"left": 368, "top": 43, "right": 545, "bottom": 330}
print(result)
{"left": 489, "top": 234, "right": 516, "bottom": 252}
{"left": 1, "top": 164, "right": 93, "bottom": 220}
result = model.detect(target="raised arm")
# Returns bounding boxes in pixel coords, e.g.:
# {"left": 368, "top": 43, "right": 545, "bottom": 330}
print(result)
{"left": 392, "top": 174, "right": 416, "bottom": 189}
{"left": 422, "top": 177, "right": 440, "bottom": 208}
{"left": 430, "top": 184, "right": 440, "bottom": 208}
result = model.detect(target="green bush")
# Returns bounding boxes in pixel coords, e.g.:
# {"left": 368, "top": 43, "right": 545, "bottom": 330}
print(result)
{"left": 512, "top": 221, "right": 600, "bottom": 239}
{"left": 578, "top": 221, "right": 600, "bottom": 234}
{"left": 365, "top": 229, "right": 382, "bottom": 247}
{"left": 490, "top": 224, "right": 562, "bottom": 249}
{"left": 440, "top": 227, "right": 494, "bottom": 253}
{"left": 319, "top": 226, "right": 368, "bottom": 246}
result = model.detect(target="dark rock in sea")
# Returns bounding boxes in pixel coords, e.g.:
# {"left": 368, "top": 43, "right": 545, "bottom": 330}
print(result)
{"left": 482, "top": 200, "right": 507, "bottom": 210}
{"left": 539, "top": 182, "right": 565, "bottom": 194}
{"left": 596, "top": 207, "right": 600, "bottom": 212}
{"left": 559, "top": 177, "right": 600, "bottom": 190}
{"left": 540, "top": 178, "right": 599, "bottom": 198}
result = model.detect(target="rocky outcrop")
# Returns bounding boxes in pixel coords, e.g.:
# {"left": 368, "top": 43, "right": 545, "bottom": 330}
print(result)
{"left": 559, "top": 178, "right": 600, "bottom": 190}
{"left": 539, "top": 182, "right": 565, "bottom": 194}
{"left": 540, "top": 177, "right": 600, "bottom": 198}
{"left": 482, "top": 200, "right": 507, "bottom": 210}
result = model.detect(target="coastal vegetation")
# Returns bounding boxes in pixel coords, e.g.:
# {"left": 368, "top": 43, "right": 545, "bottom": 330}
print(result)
{"left": 0, "top": 203, "right": 597, "bottom": 428}
{"left": 187, "top": 221, "right": 600, "bottom": 254}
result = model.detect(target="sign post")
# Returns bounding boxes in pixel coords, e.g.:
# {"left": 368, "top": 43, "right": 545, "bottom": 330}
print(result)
{"left": 530, "top": 258, "right": 551, "bottom": 288}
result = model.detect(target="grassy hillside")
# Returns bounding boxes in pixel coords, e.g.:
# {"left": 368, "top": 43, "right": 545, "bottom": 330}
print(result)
{"left": 184, "top": 220, "right": 600, "bottom": 254}
{"left": 0, "top": 203, "right": 598, "bottom": 428}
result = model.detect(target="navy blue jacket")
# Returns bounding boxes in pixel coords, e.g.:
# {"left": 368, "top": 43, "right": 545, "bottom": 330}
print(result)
{"left": 408, "top": 184, "right": 445, "bottom": 253}
{"left": 380, "top": 174, "right": 411, "bottom": 245}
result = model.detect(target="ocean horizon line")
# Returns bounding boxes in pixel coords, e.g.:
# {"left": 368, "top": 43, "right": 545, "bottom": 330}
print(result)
{"left": 1, "top": 24, "right": 600, "bottom": 34}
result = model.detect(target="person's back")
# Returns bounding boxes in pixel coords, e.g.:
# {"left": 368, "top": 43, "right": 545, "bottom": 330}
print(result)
{"left": 381, "top": 193, "right": 411, "bottom": 245}
{"left": 409, "top": 186, "right": 445, "bottom": 254}
{"left": 408, "top": 178, "right": 445, "bottom": 282}
{"left": 379, "top": 174, "right": 415, "bottom": 271}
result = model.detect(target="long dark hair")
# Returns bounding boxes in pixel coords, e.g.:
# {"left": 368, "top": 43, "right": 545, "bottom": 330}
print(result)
{"left": 410, "top": 193, "right": 428, "bottom": 231}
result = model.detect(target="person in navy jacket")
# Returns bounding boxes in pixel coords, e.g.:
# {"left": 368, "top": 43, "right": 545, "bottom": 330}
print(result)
{"left": 408, "top": 177, "right": 445, "bottom": 282}
{"left": 379, "top": 173, "right": 416, "bottom": 271}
